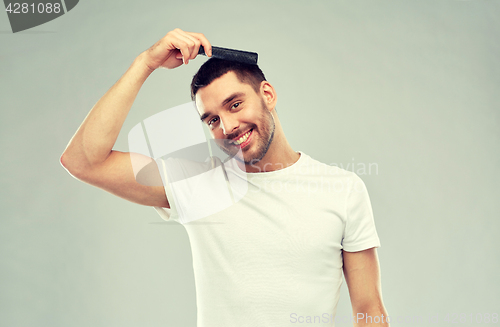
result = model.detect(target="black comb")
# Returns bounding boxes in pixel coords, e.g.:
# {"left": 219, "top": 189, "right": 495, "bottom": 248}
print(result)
{"left": 198, "top": 46, "right": 258, "bottom": 65}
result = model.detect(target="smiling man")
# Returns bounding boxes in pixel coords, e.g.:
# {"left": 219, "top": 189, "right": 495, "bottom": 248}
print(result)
{"left": 192, "top": 58, "right": 296, "bottom": 172}
{"left": 60, "top": 28, "right": 390, "bottom": 327}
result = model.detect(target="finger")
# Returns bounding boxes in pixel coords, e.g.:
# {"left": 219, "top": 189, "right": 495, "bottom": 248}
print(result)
{"left": 174, "top": 33, "right": 198, "bottom": 64}
{"left": 181, "top": 33, "right": 202, "bottom": 60}
{"left": 173, "top": 49, "right": 183, "bottom": 60}
{"left": 175, "top": 29, "right": 207, "bottom": 59}
{"left": 187, "top": 32, "right": 212, "bottom": 57}
{"left": 167, "top": 29, "right": 193, "bottom": 64}
{"left": 172, "top": 37, "right": 191, "bottom": 65}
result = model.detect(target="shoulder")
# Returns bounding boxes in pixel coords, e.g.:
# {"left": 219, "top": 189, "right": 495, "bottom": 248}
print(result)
{"left": 301, "top": 152, "right": 360, "bottom": 182}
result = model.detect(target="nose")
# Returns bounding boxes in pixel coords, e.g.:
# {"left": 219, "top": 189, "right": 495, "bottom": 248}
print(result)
{"left": 220, "top": 114, "right": 239, "bottom": 136}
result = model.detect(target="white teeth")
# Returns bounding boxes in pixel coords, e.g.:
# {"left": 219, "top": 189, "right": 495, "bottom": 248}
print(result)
{"left": 233, "top": 130, "right": 251, "bottom": 145}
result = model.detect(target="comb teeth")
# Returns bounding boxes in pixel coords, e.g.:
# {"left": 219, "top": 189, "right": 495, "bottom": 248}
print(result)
{"left": 198, "top": 46, "right": 258, "bottom": 65}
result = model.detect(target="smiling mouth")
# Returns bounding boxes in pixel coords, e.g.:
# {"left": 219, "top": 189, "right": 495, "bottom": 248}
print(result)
{"left": 230, "top": 129, "right": 253, "bottom": 147}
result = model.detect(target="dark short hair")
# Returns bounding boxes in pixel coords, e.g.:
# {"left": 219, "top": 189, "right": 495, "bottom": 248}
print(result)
{"left": 191, "top": 58, "right": 266, "bottom": 100}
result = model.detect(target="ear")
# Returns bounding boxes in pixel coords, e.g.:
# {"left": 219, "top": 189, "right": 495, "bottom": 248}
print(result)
{"left": 260, "top": 81, "right": 277, "bottom": 112}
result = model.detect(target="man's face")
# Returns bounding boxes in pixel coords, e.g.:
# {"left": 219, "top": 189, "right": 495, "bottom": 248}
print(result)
{"left": 196, "top": 71, "right": 275, "bottom": 165}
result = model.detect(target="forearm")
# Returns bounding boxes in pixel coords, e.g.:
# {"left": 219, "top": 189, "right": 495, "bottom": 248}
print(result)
{"left": 61, "top": 52, "right": 153, "bottom": 172}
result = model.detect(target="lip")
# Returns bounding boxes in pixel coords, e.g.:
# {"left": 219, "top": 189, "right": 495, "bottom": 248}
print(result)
{"left": 231, "top": 129, "right": 253, "bottom": 148}
{"left": 230, "top": 129, "right": 252, "bottom": 144}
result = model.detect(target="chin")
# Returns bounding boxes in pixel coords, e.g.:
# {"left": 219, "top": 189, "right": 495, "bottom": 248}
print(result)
{"left": 244, "top": 146, "right": 271, "bottom": 165}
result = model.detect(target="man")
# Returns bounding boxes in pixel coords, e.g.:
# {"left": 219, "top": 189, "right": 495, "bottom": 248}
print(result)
{"left": 60, "top": 28, "right": 390, "bottom": 326}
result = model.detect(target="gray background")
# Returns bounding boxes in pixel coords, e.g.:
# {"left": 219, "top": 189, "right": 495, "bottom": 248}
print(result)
{"left": 1, "top": 1, "right": 499, "bottom": 326}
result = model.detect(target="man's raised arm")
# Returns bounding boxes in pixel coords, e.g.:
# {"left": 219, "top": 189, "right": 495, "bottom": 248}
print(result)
{"left": 59, "top": 29, "right": 211, "bottom": 208}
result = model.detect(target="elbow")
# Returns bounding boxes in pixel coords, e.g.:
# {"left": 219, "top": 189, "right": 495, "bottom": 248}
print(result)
{"left": 60, "top": 152, "right": 74, "bottom": 172}
{"left": 59, "top": 152, "right": 68, "bottom": 169}
{"left": 60, "top": 152, "right": 84, "bottom": 179}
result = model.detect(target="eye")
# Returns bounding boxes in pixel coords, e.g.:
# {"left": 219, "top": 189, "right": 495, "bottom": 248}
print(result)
{"left": 208, "top": 117, "right": 219, "bottom": 126}
{"left": 231, "top": 102, "right": 241, "bottom": 110}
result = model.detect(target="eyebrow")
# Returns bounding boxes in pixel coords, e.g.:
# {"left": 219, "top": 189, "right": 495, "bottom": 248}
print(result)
{"left": 199, "top": 92, "right": 245, "bottom": 122}
{"left": 200, "top": 112, "right": 210, "bottom": 122}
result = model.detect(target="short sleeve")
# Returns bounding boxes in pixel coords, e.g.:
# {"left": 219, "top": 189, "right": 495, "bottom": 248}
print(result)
{"left": 341, "top": 174, "right": 381, "bottom": 252}
{"left": 153, "top": 206, "right": 176, "bottom": 222}
{"left": 152, "top": 157, "right": 180, "bottom": 223}
{"left": 151, "top": 156, "right": 244, "bottom": 224}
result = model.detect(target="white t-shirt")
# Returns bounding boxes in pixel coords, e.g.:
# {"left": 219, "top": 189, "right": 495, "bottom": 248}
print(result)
{"left": 153, "top": 151, "right": 381, "bottom": 327}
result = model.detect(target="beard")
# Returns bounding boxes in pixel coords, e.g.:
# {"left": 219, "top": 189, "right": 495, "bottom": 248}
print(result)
{"left": 215, "top": 98, "right": 275, "bottom": 165}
